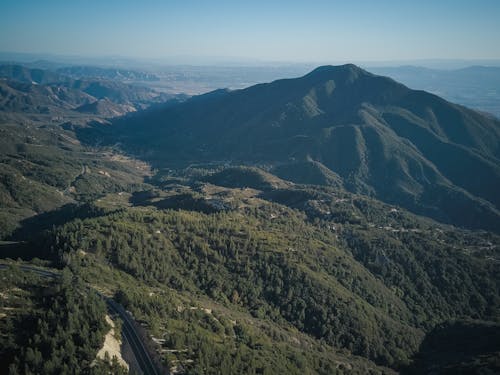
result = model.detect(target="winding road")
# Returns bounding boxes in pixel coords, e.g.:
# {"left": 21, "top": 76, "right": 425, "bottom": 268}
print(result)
{"left": 0, "top": 263, "right": 161, "bottom": 375}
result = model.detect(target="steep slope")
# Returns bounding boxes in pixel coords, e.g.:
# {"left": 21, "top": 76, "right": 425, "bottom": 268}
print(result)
{"left": 93, "top": 64, "right": 500, "bottom": 231}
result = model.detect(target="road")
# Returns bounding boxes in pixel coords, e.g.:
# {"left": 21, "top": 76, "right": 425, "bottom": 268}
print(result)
{"left": 0, "top": 263, "right": 162, "bottom": 375}
{"left": 107, "top": 298, "right": 160, "bottom": 375}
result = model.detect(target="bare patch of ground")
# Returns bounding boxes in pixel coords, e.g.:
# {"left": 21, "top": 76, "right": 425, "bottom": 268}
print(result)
{"left": 96, "top": 315, "right": 129, "bottom": 370}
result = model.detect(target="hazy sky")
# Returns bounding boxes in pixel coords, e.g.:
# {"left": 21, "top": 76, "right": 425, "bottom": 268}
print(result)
{"left": 1, "top": 0, "right": 499, "bottom": 63}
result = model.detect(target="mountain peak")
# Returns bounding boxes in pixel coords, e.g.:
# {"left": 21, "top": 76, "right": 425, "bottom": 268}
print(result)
{"left": 305, "top": 64, "right": 369, "bottom": 82}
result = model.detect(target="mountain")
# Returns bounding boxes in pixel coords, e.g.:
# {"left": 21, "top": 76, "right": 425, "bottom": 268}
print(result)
{"left": 0, "top": 65, "right": 170, "bottom": 239}
{"left": 90, "top": 64, "right": 500, "bottom": 232}
{"left": 1, "top": 63, "right": 499, "bottom": 374}
{"left": 203, "top": 166, "right": 292, "bottom": 190}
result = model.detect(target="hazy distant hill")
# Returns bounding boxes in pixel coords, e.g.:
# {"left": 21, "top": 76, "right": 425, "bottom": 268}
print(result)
{"left": 0, "top": 79, "right": 94, "bottom": 114}
{"left": 0, "top": 64, "right": 67, "bottom": 85}
{"left": 96, "top": 64, "right": 500, "bottom": 231}
{"left": 0, "top": 64, "right": 180, "bottom": 115}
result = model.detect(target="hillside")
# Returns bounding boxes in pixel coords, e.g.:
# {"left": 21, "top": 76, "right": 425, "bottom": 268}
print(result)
{"left": 0, "top": 265, "right": 119, "bottom": 374}
{"left": 0, "top": 120, "right": 152, "bottom": 239}
{"left": 92, "top": 64, "right": 500, "bottom": 231}
{"left": 68, "top": 79, "right": 167, "bottom": 108}
{"left": 26, "top": 169, "right": 500, "bottom": 372}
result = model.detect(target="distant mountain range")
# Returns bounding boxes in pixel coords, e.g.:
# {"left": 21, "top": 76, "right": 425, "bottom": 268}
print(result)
{"left": 0, "top": 64, "right": 179, "bottom": 117}
{"left": 0, "top": 79, "right": 94, "bottom": 114}
{"left": 89, "top": 64, "right": 500, "bottom": 231}
{"left": 0, "top": 62, "right": 159, "bottom": 82}
{"left": 2, "top": 56, "right": 500, "bottom": 117}
{"left": 56, "top": 65, "right": 160, "bottom": 82}
{"left": 0, "top": 64, "right": 67, "bottom": 85}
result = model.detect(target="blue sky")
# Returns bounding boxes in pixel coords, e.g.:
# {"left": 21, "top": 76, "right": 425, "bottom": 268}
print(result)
{"left": 1, "top": 0, "right": 499, "bottom": 63}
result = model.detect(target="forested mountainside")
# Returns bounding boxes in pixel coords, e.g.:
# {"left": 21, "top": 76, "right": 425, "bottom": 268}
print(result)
{"left": 13, "top": 167, "right": 498, "bottom": 373}
{"left": 0, "top": 265, "right": 128, "bottom": 374}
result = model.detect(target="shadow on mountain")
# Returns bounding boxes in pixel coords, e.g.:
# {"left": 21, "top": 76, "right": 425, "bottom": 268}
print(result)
{"left": 9, "top": 203, "right": 111, "bottom": 242}
{"left": 403, "top": 320, "right": 500, "bottom": 374}
{"left": 132, "top": 192, "right": 221, "bottom": 214}
{"left": 0, "top": 241, "right": 36, "bottom": 261}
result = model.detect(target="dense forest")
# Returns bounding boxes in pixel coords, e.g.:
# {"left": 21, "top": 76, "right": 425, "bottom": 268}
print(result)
{"left": 0, "top": 265, "right": 128, "bottom": 374}
{"left": 27, "top": 174, "right": 499, "bottom": 373}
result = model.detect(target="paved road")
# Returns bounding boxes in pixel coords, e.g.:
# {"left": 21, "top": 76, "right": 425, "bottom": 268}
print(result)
{"left": 0, "top": 263, "right": 161, "bottom": 375}
{"left": 107, "top": 298, "right": 160, "bottom": 375}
